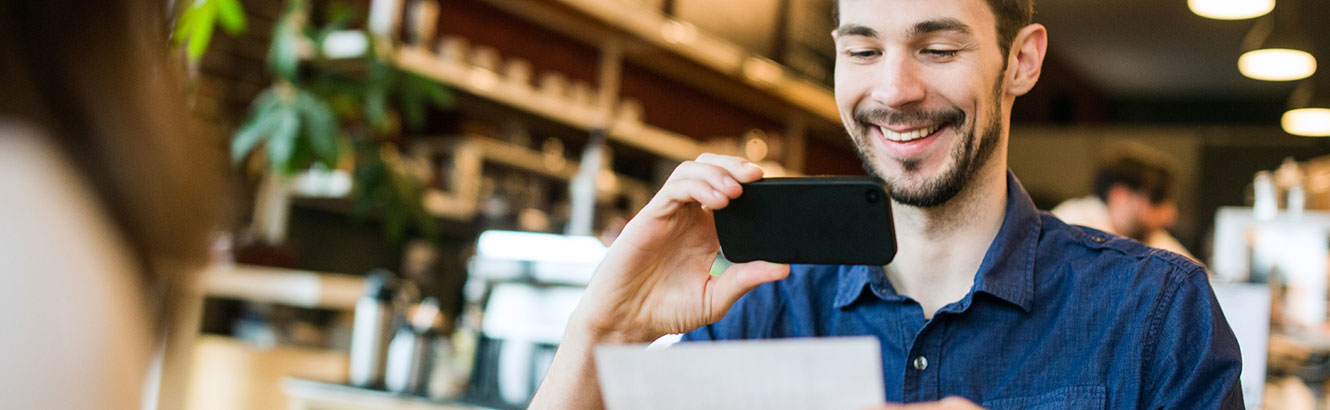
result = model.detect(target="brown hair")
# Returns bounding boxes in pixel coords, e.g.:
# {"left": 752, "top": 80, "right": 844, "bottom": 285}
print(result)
{"left": 1095, "top": 156, "right": 1175, "bottom": 205}
{"left": 835, "top": 0, "right": 1036, "bottom": 57}
{"left": 0, "top": 0, "right": 225, "bottom": 328}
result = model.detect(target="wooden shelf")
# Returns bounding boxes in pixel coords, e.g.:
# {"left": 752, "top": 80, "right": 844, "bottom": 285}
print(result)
{"left": 291, "top": 134, "right": 654, "bottom": 222}
{"left": 393, "top": 47, "right": 703, "bottom": 162}
{"left": 465, "top": 136, "right": 578, "bottom": 180}
{"left": 459, "top": 135, "right": 655, "bottom": 206}
{"left": 473, "top": 0, "right": 841, "bottom": 127}
{"left": 202, "top": 264, "right": 365, "bottom": 310}
{"left": 187, "top": 336, "right": 351, "bottom": 410}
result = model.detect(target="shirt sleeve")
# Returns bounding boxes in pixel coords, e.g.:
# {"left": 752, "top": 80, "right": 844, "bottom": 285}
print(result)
{"left": 679, "top": 294, "right": 754, "bottom": 342}
{"left": 1141, "top": 264, "right": 1244, "bottom": 409}
{"left": 680, "top": 324, "right": 716, "bottom": 342}
{"left": 1145, "top": 230, "right": 1199, "bottom": 263}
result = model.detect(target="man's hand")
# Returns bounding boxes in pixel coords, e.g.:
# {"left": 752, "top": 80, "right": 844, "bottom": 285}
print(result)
{"left": 530, "top": 154, "right": 791, "bottom": 410}
{"left": 569, "top": 153, "right": 791, "bottom": 343}
{"left": 866, "top": 397, "right": 985, "bottom": 410}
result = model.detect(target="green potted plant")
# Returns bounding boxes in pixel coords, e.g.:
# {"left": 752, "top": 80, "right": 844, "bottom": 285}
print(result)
{"left": 175, "top": 0, "right": 452, "bottom": 243}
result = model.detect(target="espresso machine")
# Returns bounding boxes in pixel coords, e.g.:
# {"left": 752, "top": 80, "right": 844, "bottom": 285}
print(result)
{"left": 461, "top": 230, "right": 604, "bottom": 409}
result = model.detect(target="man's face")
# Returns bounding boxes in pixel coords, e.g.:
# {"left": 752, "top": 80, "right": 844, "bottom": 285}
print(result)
{"left": 833, "top": 0, "right": 1010, "bottom": 208}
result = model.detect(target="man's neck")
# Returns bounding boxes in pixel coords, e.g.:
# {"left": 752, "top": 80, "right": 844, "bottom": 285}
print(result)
{"left": 884, "top": 163, "right": 1009, "bottom": 319}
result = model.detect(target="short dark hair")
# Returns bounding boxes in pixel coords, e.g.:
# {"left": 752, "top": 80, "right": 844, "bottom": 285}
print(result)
{"left": 834, "top": 0, "right": 1035, "bottom": 57}
{"left": 1094, "top": 156, "right": 1174, "bottom": 205}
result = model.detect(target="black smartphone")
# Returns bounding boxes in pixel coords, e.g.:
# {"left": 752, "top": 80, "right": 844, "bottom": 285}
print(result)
{"left": 713, "top": 177, "right": 897, "bottom": 266}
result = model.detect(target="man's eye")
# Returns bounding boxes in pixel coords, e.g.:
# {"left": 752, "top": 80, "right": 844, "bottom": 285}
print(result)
{"left": 844, "top": 49, "right": 881, "bottom": 59}
{"left": 923, "top": 49, "right": 960, "bottom": 58}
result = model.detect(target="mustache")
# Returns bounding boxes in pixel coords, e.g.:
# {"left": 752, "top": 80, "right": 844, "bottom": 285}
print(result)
{"left": 853, "top": 106, "right": 965, "bottom": 129}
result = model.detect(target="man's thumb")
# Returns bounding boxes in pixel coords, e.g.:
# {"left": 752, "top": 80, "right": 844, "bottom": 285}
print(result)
{"left": 707, "top": 261, "right": 790, "bottom": 321}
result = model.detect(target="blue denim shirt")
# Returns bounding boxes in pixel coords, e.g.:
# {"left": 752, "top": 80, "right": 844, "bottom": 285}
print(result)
{"left": 683, "top": 172, "right": 1243, "bottom": 409}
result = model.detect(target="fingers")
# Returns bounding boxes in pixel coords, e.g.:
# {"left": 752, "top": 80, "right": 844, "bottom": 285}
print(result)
{"left": 695, "top": 153, "right": 764, "bottom": 183}
{"left": 652, "top": 154, "right": 761, "bottom": 211}
{"left": 668, "top": 160, "right": 744, "bottom": 200}
{"left": 707, "top": 261, "right": 790, "bottom": 322}
{"left": 655, "top": 178, "right": 733, "bottom": 210}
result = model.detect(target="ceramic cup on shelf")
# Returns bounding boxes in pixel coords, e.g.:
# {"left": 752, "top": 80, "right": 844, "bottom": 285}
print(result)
{"left": 615, "top": 98, "right": 644, "bottom": 126}
{"left": 567, "top": 81, "right": 594, "bottom": 110}
{"left": 537, "top": 72, "right": 569, "bottom": 101}
{"left": 434, "top": 35, "right": 469, "bottom": 67}
{"left": 405, "top": 0, "right": 439, "bottom": 47}
{"left": 469, "top": 46, "right": 501, "bottom": 73}
{"left": 503, "top": 58, "right": 533, "bottom": 90}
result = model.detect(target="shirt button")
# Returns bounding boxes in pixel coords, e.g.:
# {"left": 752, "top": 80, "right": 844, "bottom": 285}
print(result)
{"left": 1090, "top": 236, "right": 1107, "bottom": 243}
{"left": 912, "top": 355, "right": 928, "bottom": 371}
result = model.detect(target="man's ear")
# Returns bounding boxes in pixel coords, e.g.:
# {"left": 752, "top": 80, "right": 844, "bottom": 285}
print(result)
{"left": 1005, "top": 24, "right": 1047, "bottom": 97}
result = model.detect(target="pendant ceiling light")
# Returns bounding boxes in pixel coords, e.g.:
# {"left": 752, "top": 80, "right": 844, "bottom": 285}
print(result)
{"left": 1189, "top": 0, "right": 1274, "bottom": 20}
{"left": 1283, "top": 73, "right": 1330, "bottom": 137}
{"left": 1239, "top": 4, "right": 1317, "bottom": 82}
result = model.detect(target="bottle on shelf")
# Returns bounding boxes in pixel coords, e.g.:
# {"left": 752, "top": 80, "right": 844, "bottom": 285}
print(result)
{"left": 385, "top": 297, "right": 446, "bottom": 395}
{"left": 348, "top": 270, "right": 397, "bottom": 388}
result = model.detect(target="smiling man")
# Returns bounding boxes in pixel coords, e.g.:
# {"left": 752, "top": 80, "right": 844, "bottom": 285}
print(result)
{"left": 529, "top": 0, "right": 1243, "bottom": 408}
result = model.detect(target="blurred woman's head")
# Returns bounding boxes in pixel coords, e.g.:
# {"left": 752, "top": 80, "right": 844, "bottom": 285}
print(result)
{"left": 1, "top": 1, "right": 226, "bottom": 408}
{"left": 0, "top": 0, "right": 224, "bottom": 324}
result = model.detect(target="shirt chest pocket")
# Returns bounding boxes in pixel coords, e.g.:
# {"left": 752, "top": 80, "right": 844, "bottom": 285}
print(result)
{"left": 981, "top": 385, "right": 1106, "bottom": 410}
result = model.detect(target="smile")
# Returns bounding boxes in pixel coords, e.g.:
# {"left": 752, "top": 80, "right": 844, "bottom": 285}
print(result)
{"left": 878, "top": 123, "right": 945, "bottom": 142}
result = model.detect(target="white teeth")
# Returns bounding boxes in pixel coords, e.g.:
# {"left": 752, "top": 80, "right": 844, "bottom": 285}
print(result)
{"left": 879, "top": 124, "right": 941, "bottom": 142}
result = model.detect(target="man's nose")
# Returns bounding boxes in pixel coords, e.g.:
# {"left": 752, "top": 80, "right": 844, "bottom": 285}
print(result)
{"left": 869, "top": 54, "right": 927, "bottom": 110}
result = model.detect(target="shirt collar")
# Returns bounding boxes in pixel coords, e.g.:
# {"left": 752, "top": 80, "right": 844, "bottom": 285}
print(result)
{"left": 834, "top": 171, "right": 1041, "bottom": 312}
{"left": 833, "top": 264, "right": 896, "bottom": 308}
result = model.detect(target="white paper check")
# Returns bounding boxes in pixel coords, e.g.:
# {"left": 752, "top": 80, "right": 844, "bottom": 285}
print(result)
{"left": 594, "top": 337, "right": 885, "bottom": 410}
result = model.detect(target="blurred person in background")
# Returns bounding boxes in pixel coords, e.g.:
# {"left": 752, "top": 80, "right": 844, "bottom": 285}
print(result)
{"left": 0, "top": 0, "right": 223, "bottom": 409}
{"left": 1052, "top": 156, "right": 1195, "bottom": 261}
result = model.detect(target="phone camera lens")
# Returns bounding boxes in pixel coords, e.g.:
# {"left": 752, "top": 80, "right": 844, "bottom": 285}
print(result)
{"left": 865, "top": 189, "right": 881, "bottom": 203}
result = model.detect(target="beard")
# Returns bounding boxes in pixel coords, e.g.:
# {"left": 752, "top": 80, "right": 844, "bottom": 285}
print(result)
{"left": 848, "top": 77, "right": 1005, "bottom": 208}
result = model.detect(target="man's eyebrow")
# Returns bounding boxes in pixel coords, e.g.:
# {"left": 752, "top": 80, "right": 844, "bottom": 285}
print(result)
{"left": 907, "top": 18, "right": 973, "bottom": 37}
{"left": 833, "top": 24, "right": 879, "bottom": 39}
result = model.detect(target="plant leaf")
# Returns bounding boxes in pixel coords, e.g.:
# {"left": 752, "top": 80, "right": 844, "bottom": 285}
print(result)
{"left": 364, "top": 85, "right": 388, "bottom": 131}
{"left": 383, "top": 202, "right": 406, "bottom": 243}
{"left": 362, "top": 61, "right": 393, "bottom": 131}
{"left": 215, "top": 0, "right": 247, "bottom": 34}
{"left": 395, "top": 72, "right": 452, "bottom": 132}
{"left": 173, "top": 2, "right": 198, "bottom": 46}
{"left": 265, "top": 106, "right": 301, "bottom": 172}
{"left": 284, "top": 140, "right": 314, "bottom": 174}
{"left": 185, "top": 2, "right": 217, "bottom": 61}
{"left": 407, "top": 72, "right": 454, "bottom": 108}
{"left": 323, "top": 2, "right": 356, "bottom": 29}
{"left": 269, "top": 15, "right": 301, "bottom": 81}
{"left": 423, "top": 81, "right": 453, "bottom": 107}
{"left": 387, "top": 165, "right": 436, "bottom": 241}
{"left": 173, "top": 0, "right": 248, "bottom": 62}
{"left": 296, "top": 89, "right": 340, "bottom": 167}
{"left": 230, "top": 89, "right": 282, "bottom": 163}
{"left": 399, "top": 84, "right": 427, "bottom": 131}
{"left": 352, "top": 150, "right": 386, "bottom": 219}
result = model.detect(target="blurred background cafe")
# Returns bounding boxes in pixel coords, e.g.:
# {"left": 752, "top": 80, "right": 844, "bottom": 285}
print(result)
{"left": 7, "top": 0, "right": 1330, "bottom": 408}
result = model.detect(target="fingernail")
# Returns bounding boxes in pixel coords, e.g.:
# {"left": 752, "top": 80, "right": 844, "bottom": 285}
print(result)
{"left": 724, "top": 177, "right": 739, "bottom": 188}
